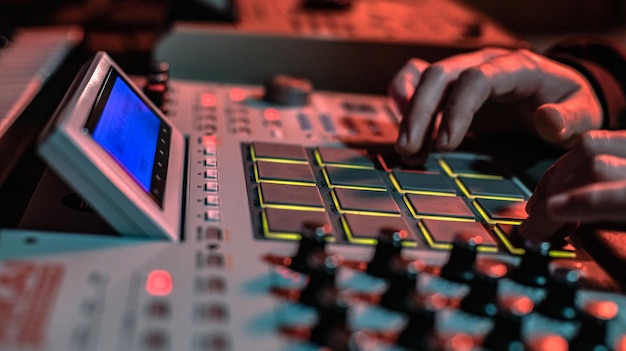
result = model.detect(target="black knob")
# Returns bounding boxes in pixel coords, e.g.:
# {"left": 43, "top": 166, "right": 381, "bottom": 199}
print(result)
{"left": 289, "top": 221, "right": 332, "bottom": 274}
{"left": 569, "top": 300, "right": 618, "bottom": 351}
{"left": 379, "top": 260, "right": 424, "bottom": 312}
{"left": 263, "top": 75, "right": 313, "bottom": 106}
{"left": 440, "top": 232, "right": 483, "bottom": 284}
{"left": 299, "top": 254, "right": 340, "bottom": 308}
{"left": 510, "top": 241, "right": 551, "bottom": 288}
{"left": 395, "top": 293, "right": 447, "bottom": 351}
{"left": 366, "top": 227, "right": 408, "bottom": 279}
{"left": 459, "top": 260, "right": 508, "bottom": 317}
{"left": 536, "top": 268, "right": 580, "bottom": 321}
{"left": 144, "top": 61, "right": 170, "bottom": 110}
{"left": 309, "top": 298, "right": 352, "bottom": 351}
{"left": 482, "top": 296, "right": 534, "bottom": 351}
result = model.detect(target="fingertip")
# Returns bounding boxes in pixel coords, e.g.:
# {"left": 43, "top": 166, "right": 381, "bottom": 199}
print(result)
{"left": 533, "top": 104, "right": 568, "bottom": 144}
{"left": 519, "top": 201, "right": 564, "bottom": 244}
{"left": 517, "top": 218, "right": 538, "bottom": 242}
{"left": 435, "top": 129, "right": 449, "bottom": 151}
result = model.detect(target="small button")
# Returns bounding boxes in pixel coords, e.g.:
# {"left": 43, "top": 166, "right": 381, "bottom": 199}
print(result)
{"left": 198, "top": 227, "right": 222, "bottom": 241}
{"left": 205, "top": 210, "right": 220, "bottom": 222}
{"left": 195, "top": 275, "right": 227, "bottom": 294}
{"left": 205, "top": 157, "right": 217, "bottom": 167}
{"left": 194, "top": 302, "right": 228, "bottom": 322}
{"left": 146, "top": 299, "right": 171, "bottom": 319}
{"left": 205, "top": 169, "right": 218, "bottom": 179}
{"left": 207, "top": 253, "right": 225, "bottom": 268}
{"left": 205, "top": 195, "right": 219, "bottom": 206}
{"left": 205, "top": 181, "right": 218, "bottom": 192}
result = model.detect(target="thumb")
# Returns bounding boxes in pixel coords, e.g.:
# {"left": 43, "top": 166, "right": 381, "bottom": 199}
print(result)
{"left": 533, "top": 98, "right": 602, "bottom": 147}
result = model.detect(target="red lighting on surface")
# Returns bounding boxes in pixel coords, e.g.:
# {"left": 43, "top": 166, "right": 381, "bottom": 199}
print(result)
{"left": 200, "top": 93, "right": 217, "bottom": 107}
{"left": 146, "top": 270, "right": 173, "bottom": 296}
{"left": 264, "top": 109, "right": 281, "bottom": 121}
{"left": 229, "top": 88, "right": 246, "bottom": 102}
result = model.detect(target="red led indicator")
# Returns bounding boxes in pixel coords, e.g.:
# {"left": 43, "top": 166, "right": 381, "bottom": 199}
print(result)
{"left": 146, "top": 270, "right": 173, "bottom": 296}
{"left": 200, "top": 93, "right": 217, "bottom": 107}
{"left": 229, "top": 88, "right": 246, "bottom": 102}
{"left": 203, "top": 135, "right": 217, "bottom": 147}
{"left": 264, "top": 109, "right": 280, "bottom": 121}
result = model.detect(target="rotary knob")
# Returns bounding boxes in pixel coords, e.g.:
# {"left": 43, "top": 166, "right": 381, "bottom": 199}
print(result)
{"left": 482, "top": 296, "right": 534, "bottom": 351}
{"left": 309, "top": 298, "right": 352, "bottom": 351}
{"left": 366, "top": 227, "right": 408, "bottom": 279}
{"left": 440, "top": 232, "right": 482, "bottom": 284}
{"left": 289, "top": 221, "right": 332, "bottom": 274}
{"left": 299, "top": 254, "right": 341, "bottom": 308}
{"left": 459, "top": 260, "right": 508, "bottom": 317}
{"left": 536, "top": 268, "right": 580, "bottom": 321}
{"left": 510, "top": 240, "right": 551, "bottom": 288}
{"left": 569, "top": 300, "right": 618, "bottom": 351}
{"left": 395, "top": 293, "right": 447, "bottom": 351}
{"left": 379, "top": 260, "right": 424, "bottom": 312}
{"left": 143, "top": 61, "right": 170, "bottom": 111}
{"left": 263, "top": 75, "right": 313, "bottom": 106}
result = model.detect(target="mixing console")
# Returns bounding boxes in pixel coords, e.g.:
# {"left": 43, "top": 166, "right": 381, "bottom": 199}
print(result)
{"left": 2, "top": 71, "right": 626, "bottom": 350}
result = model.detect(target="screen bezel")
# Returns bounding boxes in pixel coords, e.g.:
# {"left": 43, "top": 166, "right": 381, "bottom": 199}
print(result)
{"left": 84, "top": 68, "right": 170, "bottom": 207}
{"left": 38, "top": 52, "right": 185, "bottom": 241}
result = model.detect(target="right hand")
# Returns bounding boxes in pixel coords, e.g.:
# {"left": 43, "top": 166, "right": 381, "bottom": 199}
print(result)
{"left": 388, "top": 48, "right": 603, "bottom": 165}
{"left": 519, "top": 130, "right": 626, "bottom": 242}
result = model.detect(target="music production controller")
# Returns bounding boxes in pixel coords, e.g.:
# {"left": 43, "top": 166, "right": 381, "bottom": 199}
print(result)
{"left": 2, "top": 72, "right": 626, "bottom": 350}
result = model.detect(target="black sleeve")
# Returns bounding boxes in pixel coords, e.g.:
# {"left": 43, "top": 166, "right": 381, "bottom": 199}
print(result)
{"left": 545, "top": 37, "right": 626, "bottom": 130}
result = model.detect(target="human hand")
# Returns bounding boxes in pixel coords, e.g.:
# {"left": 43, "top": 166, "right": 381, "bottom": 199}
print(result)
{"left": 388, "top": 48, "right": 603, "bottom": 165}
{"left": 519, "top": 130, "right": 626, "bottom": 242}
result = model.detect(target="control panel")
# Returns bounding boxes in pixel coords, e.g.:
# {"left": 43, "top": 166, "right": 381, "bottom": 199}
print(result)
{"left": 2, "top": 69, "right": 626, "bottom": 351}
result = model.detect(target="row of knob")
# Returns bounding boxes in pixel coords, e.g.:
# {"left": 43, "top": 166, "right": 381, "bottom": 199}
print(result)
{"left": 264, "top": 222, "right": 622, "bottom": 351}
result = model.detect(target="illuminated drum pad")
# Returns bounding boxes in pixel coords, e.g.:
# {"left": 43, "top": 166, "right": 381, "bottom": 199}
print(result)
{"left": 243, "top": 141, "right": 575, "bottom": 257}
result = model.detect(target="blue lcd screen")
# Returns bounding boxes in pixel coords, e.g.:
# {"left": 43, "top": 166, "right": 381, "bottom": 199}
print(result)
{"left": 86, "top": 69, "right": 169, "bottom": 205}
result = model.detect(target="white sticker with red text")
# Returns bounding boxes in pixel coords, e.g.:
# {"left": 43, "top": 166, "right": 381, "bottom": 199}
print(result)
{"left": 0, "top": 261, "right": 64, "bottom": 349}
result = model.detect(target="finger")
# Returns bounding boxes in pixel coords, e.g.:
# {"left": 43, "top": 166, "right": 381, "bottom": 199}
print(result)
{"left": 526, "top": 164, "right": 557, "bottom": 214}
{"left": 396, "top": 64, "right": 453, "bottom": 155}
{"left": 435, "top": 67, "right": 491, "bottom": 151}
{"left": 548, "top": 180, "right": 626, "bottom": 222}
{"left": 388, "top": 58, "right": 430, "bottom": 115}
{"left": 574, "top": 130, "right": 626, "bottom": 157}
{"left": 436, "top": 50, "right": 549, "bottom": 151}
{"left": 396, "top": 48, "right": 510, "bottom": 155}
{"left": 533, "top": 131, "right": 626, "bottom": 195}
{"left": 518, "top": 199, "right": 566, "bottom": 243}
{"left": 533, "top": 95, "right": 602, "bottom": 147}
